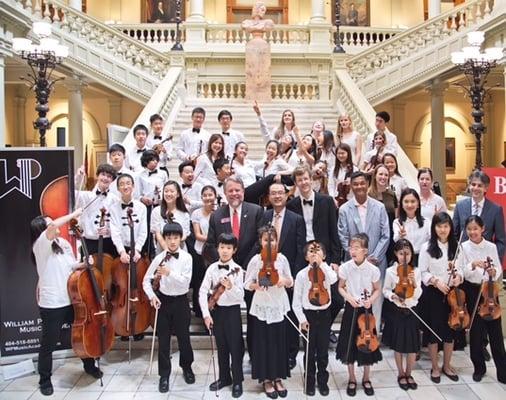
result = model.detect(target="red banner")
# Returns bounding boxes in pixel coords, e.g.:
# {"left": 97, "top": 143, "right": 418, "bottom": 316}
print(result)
{"left": 483, "top": 167, "right": 506, "bottom": 269}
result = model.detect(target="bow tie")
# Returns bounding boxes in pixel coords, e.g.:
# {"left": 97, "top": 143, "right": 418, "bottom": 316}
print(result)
{"left": 303, "top": 199, "right": 313, "bottom": 206}
{"left": 154, "top": 135, "right": 162, "bottom": 140}
{"left": 136, "top": 148, "right": 146, "bottom": 154}
{"left": 167, "top": 251, "right": 179, "bottom": 259}
{"left": 121, "top": 202, "right": 134, "bottom": 209}
{"left": 148, "top": 170, "right": 158, "bottom": 176}
{"left": 192, "top": 128, "right": 200, "bottom": 133}
{"left": 218, "top": 264, "right": 229, "bottom": 270}
{"left": 182, "top": 184, "right": 192, "bottom": 189}
{"left": 222, "top": 131, "right": 230, "bottom": 136}
{"left": 217, "top": 182, "right": 224, "bottom": 187}
{"left": 95, "top": 190, "right": 107, "bottom": 196}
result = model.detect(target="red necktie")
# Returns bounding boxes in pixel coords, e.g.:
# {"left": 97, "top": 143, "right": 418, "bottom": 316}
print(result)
{"left": 232, "top": 209, "right": 240, "bottom": 239}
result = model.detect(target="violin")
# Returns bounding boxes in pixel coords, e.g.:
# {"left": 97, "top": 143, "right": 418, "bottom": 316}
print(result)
{"left": 91, "top": 207, "right": 115, "bottom": 301}
{"left": 190, "top": 140, "right": 204, "bottom": 168}
{"left": 446, "top": 262, "right": 470, "bottom": 330}
{"left": 393, "top": 250, "right": 415, "bottom": 301}
{"left": 110, "top": 207, "right": 151, "bottom": 337}
{"left": 68, "top": 220, "right": 115, "bottom": 359}
{"left": 336, "top": 164, "right": 353, "bottom": 208}
{"left": 356, "top": 289, "right": 379, "bottom": 353}
{"left": 258, "top": 225, "right": 279, "bottom": 287}
{"left": 208, "top": 267, "right": 242, "bottom": 310}
{"left": 478, "top": 257, "right": 501, "bottom": 321}
{"left": 150, "top": 250, "right": 172, "bottom": 294}
{"left": 152, "top": 135, "right": 173, "bottom": 155}
{"left": 308, "top": 261, "right": 330, "bottom": 307}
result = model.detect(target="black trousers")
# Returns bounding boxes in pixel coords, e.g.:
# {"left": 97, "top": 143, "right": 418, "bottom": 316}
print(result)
{"left": 38, "top": 305, "right": 95, "bottom": 386}
{"left": 286, "top": 288, "right": 300, "bottom": 361}
{"left": 83, "top": 237, "right": 118, "bottom": 258}
{"left": 464, "top": 282, "right": 506, "bottom": 383}
{"left": 142, "top": 205, "right": 156, "bottom": 260}
{"left": 157, "top": 293, "right": 194, "bottom": 377}
{"left": 303, "top": 309, "right": 331, "bottom": 387}
{"left": 212, "top": 305, "right": 244, "bottom": 384}
{"left": 329, "top": 281, "right": 345, "bottom": 330}
{"left": 245, "top": 290, "right": 254, "bottom": 355}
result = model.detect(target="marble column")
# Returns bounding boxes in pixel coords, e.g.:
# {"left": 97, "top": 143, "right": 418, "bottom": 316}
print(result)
{"left": 310, "top": 0, "right": 326, "bottom": 23}
{"left": 428, "top": 78, "right": 447, "bottom": 198}
{"left": 68, "top": 0, "right": 81, "bottom": 10}
{"left": 188, "top": 0, "right": 205, "bottom": 22}
{"left": 108, "top": 98, "right": 122, "bottom": 126}
{"left": 428, "top": 0, "right": 441, "bottom": 18}
{"left": 67, "top": 77, "right": 85, "bottom": 168}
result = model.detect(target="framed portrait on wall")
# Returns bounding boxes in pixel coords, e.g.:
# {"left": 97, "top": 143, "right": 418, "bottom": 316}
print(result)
{"left": 338, "top": 0, "right": 370, "bottom": 27}
{"left": 141, "top": 1, "right": 186, "bottom": 23}
{"left": 445, "top": 137, "right": 456, "bottom": 172}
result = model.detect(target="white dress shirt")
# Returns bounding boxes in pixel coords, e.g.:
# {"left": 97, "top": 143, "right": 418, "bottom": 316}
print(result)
{"left": 339, "top": 259, "right": 380, "bottom": 301}
{"left": 382, "top": 263, "right": 422, "bottom": 308}
{"left": 151, "top": 207, "right": 191, "bottom": 239}
{"left": 292, "top": 263, "right": 338, "bottom": 323}
{"left": 229, "top": 204, "right": 242, "bottom": 230}
{"left": 418, "top": 241, "right": 462, "bottom": 286}
{"left": 191, "top": 207, "right": 211, "bottom": 254}
{"left": 76, "top": 187, "right": 118, "bottom": 240}
{"left": 393, "top": 217, "right": 430, "bottom": 254}
{"left": 137, "top": 168, "right": 168, "bottom": 204}
{"left": 458, "top": 239, "right": 502, "bottom": 284}
{"left": 300, "top": 191, "right": 316, "bottom": 241}
{"left": 176, "top": 127, "right": 211, "bottom": 161}
{"left": 181, "top": 180, "right": 204, "bottom": 214}
{"left": 231, "top": 160, "right": 256, "bottom": 188}
{"left": 245, "top": 253, "right": 293, "bottom": 324}
{"left": 199, "top": 260, "right": 245, "bottom": 319}
{"left": 125, "top": 145, "right": 148, "bottom": 173}
{"left": 471, "top": 198, "right": 485, "bottom": 216}
{"left": 142, "top": 249, "right": 193, "bottom": 299}
{"left": 109, "top": 198, "right": 148, "bottom": 254}
{"left": 109, "top": 166, "right": 140, "bottom": 200}
{"left": 194, "top": 155, "right": 219, "bottom": 186}
{"left": 254, "top": 157, "right": 292, "bottom": 177}
{"left": 146, "top": 134, "right": 173, "bottom": 168}
{"left": 353, "top": 197, "right": 368, "bottom": 230}
{"left": 389, "top": 174, "right": 408, "bottom": 201}
{"left": 221, "top": 129, "right": 245, "bottom": 159}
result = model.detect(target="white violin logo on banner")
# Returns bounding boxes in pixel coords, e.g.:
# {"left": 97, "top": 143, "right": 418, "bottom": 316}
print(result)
{"left": 0, "top": 158, "right": 42, "bottom": 200}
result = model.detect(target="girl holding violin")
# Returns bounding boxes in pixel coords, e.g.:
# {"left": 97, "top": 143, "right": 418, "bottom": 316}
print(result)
{"left": 244, "top": 225, "right": 293, "bottom": 399}
{"left": 331, "top": 143, "right": 357, "bottom": 205}
{"left": 418, "top": 212, "right": 461, "bottom": 383}
{"left": 382, "top": 239, "right": 422, "bottom": 391}
{"left": 361, "top": 131, "right": 386, "bottom": 175}
{"left": 292, "top": 240, "right": 337, "bottom": 396}
{"left": 457, "top": 215, "right": 506, "bottom": 383}
{"left": 199, "top": 233, "right": 244, "bottom": 397}
{"left": 30, "top": 208, "right": 103, "bottom": 396}
{"left": 193, "top": 133, "right": 226, "bottom": 186}
{"left": 336, "top": 233, "right": 382, "bottom": 397}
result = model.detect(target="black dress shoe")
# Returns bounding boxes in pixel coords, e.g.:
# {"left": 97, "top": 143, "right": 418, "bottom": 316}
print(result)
{"left": 183, "top": 368, "right": 195, "bottom": 384}
{"left": 133, "top": 333, "right": 144, "bottom": 341}
{"left": 346, "top": 381, "right": 357, "bottom": 397}
{"left": 120, "top": 336, "right": 129, "bottom": 341}
{"left": 318, "top": 382, "right": 330, "bottom": 396}
{"left": 232, "top": 383, "right": 243, "bottom": 398}
{"left": 158, "top": 376, "right": 169, "bottom": 393}
{"left": 274, "top": 380, "right": 287, "bottom": 398}
{"left": 483, "top": 347, "right": 491, "bottom": 362}
{"left": 407, "top": 375, "right": 418, "bottom": 390}
{"left": 39, "top": 383, "right": 54, "bottom": 396}
{"left": 305, "top": 385, "right": 316, "bottom": 396}
{"left": 442, "top": 369, "right": 459, "bottom": 382}
{"left": 472, "top": 372, "right": 484, "bottom": 382}
{"left": 362, "top": 380, "right": 374, "bottom": 396}
{"left": 84, "top": 366, "right": 104, "bottom": 379}
{"left": 263, "top": 382, "right": 278, "bottom": 399}
{"left": 329, "top": 331, "right": 338, "bottom": 344}
{"left": 288, "top": 358, "right": 297, "bottom": 370}
{"left": 397, "top": 376, "right": 409, "bottom": 391}
{"left": 430, "top": 369, "right": 441, "bottom": 383}
{"left": 209, "top": 379, "right": 232, "bottom": 391}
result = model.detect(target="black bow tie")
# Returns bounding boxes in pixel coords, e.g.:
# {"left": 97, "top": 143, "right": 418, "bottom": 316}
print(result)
{"left": 218, "top": 264, "right": 229, "bottom": 270}
{"left": 192, "top": 128, "right": 200, "bottom": 133}
{"left": 95, "top": 190, "right": 107, "bottom": 196}
{"left": 148, "top": 170, "right": 158, "bottom": 176}
{"left": 303, "top": 199, "right": 313, "bottom": 206}
{"left": 154, "top": 135, "right": 162, "bottom": 140}
{"left": 121, "top": 202, "right": 133, "bottom": 209}
{"left": 167, "top": 251, "right": 179, "bottom": 259}
{"left": 222, "top": 131, "right": 230, "bottom": 136}
{"left": 136, "top": 148, "right": 146, "bottom": 154}
{"left": 182, "top": 184, "right": 192, "bottom": 189}
{"left": 217, "top": 182, "right": 223, "bottom": 187}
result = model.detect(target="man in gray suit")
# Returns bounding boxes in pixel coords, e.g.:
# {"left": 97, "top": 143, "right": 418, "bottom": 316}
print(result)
{"left": 338, "top": 171, "right": 390, "bottom": 329}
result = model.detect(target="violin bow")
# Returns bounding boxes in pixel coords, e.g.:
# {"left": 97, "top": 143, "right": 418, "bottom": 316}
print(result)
{"left": 209, "top": 327, "right": 219, "bottom": 398}
{"left": 149, "top": 304, "right": 160, "bottom": 375}
{"left": 447, "top": 230, "right": 465, "bottom": 286}
{"left": 345, "top": 306, "right": 358, "bottom": 364}
{"left": 403, "top": 304, "right": 443, "bottom": 343}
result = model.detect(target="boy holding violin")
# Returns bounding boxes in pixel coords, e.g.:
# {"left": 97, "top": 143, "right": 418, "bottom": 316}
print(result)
{"left": 292, "top": 240, "right": 337, "bottom": 396}
{"left": 198, "top": 233, "right": 244, "bottom": 398}
{"left": 142, "top": 220, "right": 195, "bottom": 393}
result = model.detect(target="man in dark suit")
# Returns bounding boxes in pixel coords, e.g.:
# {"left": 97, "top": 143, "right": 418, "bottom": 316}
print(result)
{"left": 264, "top": 182, "right": 306, "bottom": 369}
{"left": 453, "top": 170, "right": 505, "bottom": 262}
{"left": 204, "top": 176, "right": 264, "bottom": 267}
{"left": 287, "top": 166, "right": 343, "bottom": 346}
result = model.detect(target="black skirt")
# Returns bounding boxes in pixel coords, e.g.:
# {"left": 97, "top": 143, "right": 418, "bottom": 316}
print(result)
{"left": 335, "top": 303, "right": 382, "bottom": 366}
{"left": 250, "top": 316, "right": 290, "bottom": 382}
{"left": 423, "top": 286, "right": 455, "bottom": 344}
{"left": 382, "top": 303, "right": 420, "bottom": 353}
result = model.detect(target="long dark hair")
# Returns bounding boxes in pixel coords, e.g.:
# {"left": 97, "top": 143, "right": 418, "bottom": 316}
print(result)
{"left": 399, "top": 188, "right": 424, "bottom": 228}
{"left": 206, "top": 133, "right": 225, "bottom": 161}
{"left": 320, "top": 130, "right": 335, "bottom": 154}
{"left": 30, "top": 215, "right": 63, "bottom": 263}
{"left": 382, "top": 153, "right": 401, "bottom": 177}
{"left": 427, "top": 212, "right": 457, "bottom": 259}
{"left": 333, "top": 143, "right": 353, "bottom": 179}
{"left": 160, "top": 181, "right": 188, "bottom": 218}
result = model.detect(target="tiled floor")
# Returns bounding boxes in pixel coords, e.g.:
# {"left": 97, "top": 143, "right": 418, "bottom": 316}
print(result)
{"left": 1, "top": 343, "right": 505, "bottom": 400}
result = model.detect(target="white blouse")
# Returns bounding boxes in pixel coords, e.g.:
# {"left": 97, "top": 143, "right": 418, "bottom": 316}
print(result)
{"left": 389, "top": 174, "right": 408, "bottom": 202}
{"left": 151, "top": 207, "right": 191, "bottom": 253}
{"left": 420, "top": 192, "right": 447, "bottom": 222}
{"left": 254, "top": 157, "right": 292, "bottom": 177}
{"left": 245, "top": 253, "right": 293, "bottom": 324}
{"left": 194, "top": 155, "right": 219, "bottom": 186}
{"left": 418, "top": 241, "right": 463, "bottom": 286}
{"left": 392, "top": 217, "right": 430, "bottom": 254}
{"left": 341, "top": 131, "right": 361, "bottom": 165}
{"left": 191, "top": 207, "right": 212, "bottom": 255}
{"left": 231, "top": 159, "right": 256, "bottom": 188}
{"left": 339, "top": 259, "right": 380, "bottom": 301}
{"left": 383, "top": 263, "right": 422, "bottom": 308}
{"left": 457, "top": 239, "right": 502, "bottom": 285}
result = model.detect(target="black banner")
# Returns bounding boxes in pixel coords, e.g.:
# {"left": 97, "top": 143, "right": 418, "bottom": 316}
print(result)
{"left": 0, "top": 148, "right": 74, "bottom": 357}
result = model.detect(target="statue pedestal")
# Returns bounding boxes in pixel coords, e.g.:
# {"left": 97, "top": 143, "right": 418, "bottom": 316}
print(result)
{"left": 245, "top": 37, "right": 271, "bottom": 102}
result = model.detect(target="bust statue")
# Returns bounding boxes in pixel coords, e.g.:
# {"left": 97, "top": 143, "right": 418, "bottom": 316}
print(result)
{"left": 242, "top": 1, "right": 274, "bottom": 35}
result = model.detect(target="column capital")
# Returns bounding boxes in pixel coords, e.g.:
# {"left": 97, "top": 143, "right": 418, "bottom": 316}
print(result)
{"left": 425, "top": 78, "right": 448, "bottom": 96}
{"left": 65, "top": 75, "right": 87, "bottom": 92}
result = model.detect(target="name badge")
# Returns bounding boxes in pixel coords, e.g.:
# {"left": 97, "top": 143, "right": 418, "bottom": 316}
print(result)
{"left": 221, "top": 217, "right": 231, "bottom": 224}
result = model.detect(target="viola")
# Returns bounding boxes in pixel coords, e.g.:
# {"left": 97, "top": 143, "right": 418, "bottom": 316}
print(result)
{"left": 208, "top": 267, "right": 242, "bottom": 310}
{"left": 258, "top": 225, "right": 279, "bottom": 287}
{"left": 110, "top": 207, "right": 151, "bottom": 337}
{"left": 67, "top": 220, "right": 115, "bottom": 359}
{"left": 356, "top": 289, "right": 379, "bottom": 353}
{"left": 308, "top": 261, "right": 330, "bottom": 307}
{"left": 478, "top": 257, "right": 501, "bottom": 321}
{"left": 446, "top": 261, "right": 470, "bottom": 330}
{"left": 393, "top": 251, "right": 415, "bottom": 301}
{"left": 91, "top": 207, "right": 115, "bottom": 302}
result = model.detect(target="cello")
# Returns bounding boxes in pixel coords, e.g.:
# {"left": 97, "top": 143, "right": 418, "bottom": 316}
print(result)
{"left": 67, "top": 220, "right": 115, "bottom": 360}
{"left": 258, "top": 225, "right": 279, "bottom": 287}
{"left": 356, "top": 289, "right": 379, "bottom": 353}
{"left": 110, "top": 208, "right": 151, "bottom": 339}
{"left": 91, "top": 207, "right": 115, "bottom": 301}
